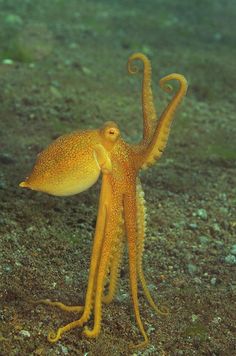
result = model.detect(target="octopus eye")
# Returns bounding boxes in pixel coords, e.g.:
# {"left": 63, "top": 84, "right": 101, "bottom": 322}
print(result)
{"left": 105, "top": 127, "right": 120, "bottom": 142}
{"left": 100, "top": 121, "right": 120, "bottom": 142}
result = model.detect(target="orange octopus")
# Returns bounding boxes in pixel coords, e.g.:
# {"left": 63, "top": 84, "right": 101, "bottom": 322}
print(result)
{"left": 20, "top": 53, "right": 187, "bottom": 348}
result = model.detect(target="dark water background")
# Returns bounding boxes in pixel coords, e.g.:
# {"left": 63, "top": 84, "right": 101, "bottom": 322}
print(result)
{"left": 0, "top": 1, "right": 235, "bottom": 355}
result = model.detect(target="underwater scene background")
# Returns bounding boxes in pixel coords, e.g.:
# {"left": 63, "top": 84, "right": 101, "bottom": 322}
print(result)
{"left": 0, "top": 0, "right": 235, "bottom": 355}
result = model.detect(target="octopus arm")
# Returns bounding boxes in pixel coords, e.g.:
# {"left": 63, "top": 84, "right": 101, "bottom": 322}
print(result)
{"left": 39, "top": 175, "right": 111, "bottom": 343}
{"left": 123, "top": 189, "right": 149, "bottom": 348}
{"left": 128, "top": 52, "right": 157, "bottom": 144}
{"left": 93, "top": 144, "right": 112, "bottom": 173}
{"left": 102, "top": 228, "right": 125, "bottom": 304}
{"left": 84, "top": 190, "right": 124, "bottom": 338}
{"left": 136, "top": 179, "right": 169, "bottom": 315}
{"left": 141, "top": 73, "right": 188, "bottom": 169}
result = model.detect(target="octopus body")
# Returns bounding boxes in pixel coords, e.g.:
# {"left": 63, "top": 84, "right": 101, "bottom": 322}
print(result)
{"left": 20, "top": 53, "right": 188, "bottom": 348}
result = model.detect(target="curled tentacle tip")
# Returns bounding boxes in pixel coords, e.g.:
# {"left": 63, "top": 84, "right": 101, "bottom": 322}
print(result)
{"left": 127, "top": 62, "right": 139, "bottom": 75}
{"left": 29, "top": 298, "right": 51, "bottom": 305}
{"left": 19, "top": 181, "right": 28, "bottom": 188}
{"left": 40, "top": 298, "right": 51, "bottom": 303}
{"left": 82, "top": 326, "right": 94, "bottom": 338}
{"left": 128, "top": 340, "right": 149, "bottom": 350}
{"left": 160, "top": 81, "right": 173, "bottom": 93}
{"left": 158, "top": 306, "right": 170, "bottom": 316}
{"left": 48, "top": 331, "right": 60, "bottom": 343}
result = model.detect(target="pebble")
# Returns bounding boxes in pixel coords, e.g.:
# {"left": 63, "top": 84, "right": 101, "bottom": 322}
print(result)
{"left": 193, "top": 277, "right": 202, "bottom": 285}
{"left": 173, "top": 278, "right": 185, "bottom": 288}
{"left": 34, "top": 348, "right": 44, "bottom": 355}
{"left": 219, "top": 207, "right": 228, "bottom": 215}
{"left": 188, "top": 223, "right": 198, "bottom": 230}
{"left": 3, "top": 264, "right": 12, "bottom": 273}
{"left": 50, "top": 86, "right": 62, "bottom": 98}
{"left": 5, "top": 14, "right": 23, "bottom": 26}
{"left": 219, "top": 192, "right": 227, "bottom": 201}
{"left": 60, "top": 345, "right": 69, "bottom": 354}
{"left": 2, "top": 59, "right": 14, "bottom": 65}
{"left": 210, "top": 277, "right": 217, "bottom": 286}
{"left": 0, "top": 217, "right": 6, "bottom": 225}
{"left": 214, "top": 240, "right": 224, "bottom": 247}
{"left": 116, "top": 292, "right": 129, "bottom": 303}
{"left": 197, "top": 208, "right": 208, "bottom": 220}
{"left": 26, "top": 226, "right": 37, "bottom": 233}
{"left": 19, "top": 330, "right": 31, "bottom": 337}
{"left": 224, "top": 254, "right": 236, "bottom": 265}
{"left": 213, "top": 32, "right": 222, "bottom": 41}
{"left": 187, "top": 263, "right": 198, "bottom": 275}
{"left": 82, "top": 66, "right": 91, "bottom": 75}
{"left": 147, "top": 325, "right": 155, "bottom": 333}
{"left": 0, "top": 180, "right": 6, "bottom": 189}
{"left": 0, "top": 309, "right": 4, "bottom": 321}
{"left": 64, "top": 275, "right": 72, "bottom": 285}
{"left": 191, "top": 314, "right": 198, "bottom": 322}
{"left": 198, "top": 235, "right": 209, "bottom": 245}
{"left": 230, "top": 244, "right": 236, "bottom": 256}
{"left": 69, "top": 42, "right": 78, "bottom": 49}
{"left": 0, "top": 153, "right": 15, "bottom": 164}
{"left": 211, "top": 223, "right": 221, "bottom": 233}
{"left": 212, "top": 316, "right": 222, "bottom": 324}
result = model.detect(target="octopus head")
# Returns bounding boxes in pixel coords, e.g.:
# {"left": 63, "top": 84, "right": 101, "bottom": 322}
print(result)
{"left": 19, "top": 130, "right": 104, "bottom": 196}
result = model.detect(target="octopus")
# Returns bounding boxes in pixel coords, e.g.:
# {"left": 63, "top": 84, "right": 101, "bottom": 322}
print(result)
{"left": 19, "top": 53, "right": 188, "bottom": 349}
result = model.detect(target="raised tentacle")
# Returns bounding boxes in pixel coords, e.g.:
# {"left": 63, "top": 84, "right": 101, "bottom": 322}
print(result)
{"left": 136, "top": 179, "right": 168, "bottom": 316}
{"left": 123, "top": 189, "right": 149, "bottom": 349}
{"left": 128, "top": 53, "right": 157, "bottom": 144}
{"left": 83, "top": 193, "right": 123, "bottom": 338}
{"left": 141, "top": 73, "right": 188, "bottom": 169}
{"left": 45, "top": 174, "right": 111, "bottom": 343}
